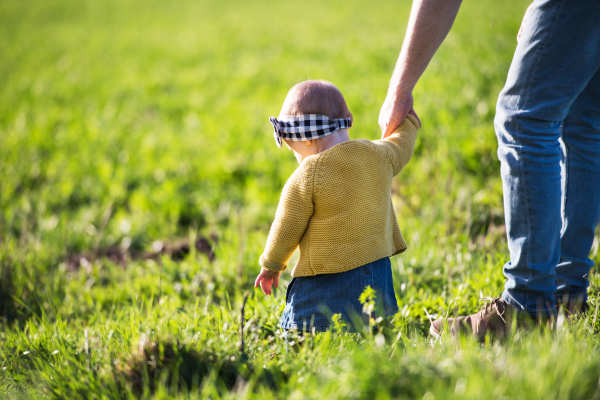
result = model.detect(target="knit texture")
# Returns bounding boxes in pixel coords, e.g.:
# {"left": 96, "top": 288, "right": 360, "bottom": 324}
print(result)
{"left": 259, "top": 114, "right": 419, "bottom": 277}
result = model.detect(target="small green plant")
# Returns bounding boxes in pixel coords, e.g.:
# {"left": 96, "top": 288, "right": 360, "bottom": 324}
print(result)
{"left": 359, "top": 286, "right": 377, "bottom": 333}
{"left": 331, "top": 313, "right": 347, "bottom": 334}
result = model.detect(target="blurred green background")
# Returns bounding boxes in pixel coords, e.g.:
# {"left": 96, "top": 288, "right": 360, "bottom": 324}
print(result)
{"left": 0, "top": 0, "right": 516, "bottom": 254}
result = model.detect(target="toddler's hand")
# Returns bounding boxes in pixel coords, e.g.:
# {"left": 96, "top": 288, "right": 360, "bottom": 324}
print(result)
{"left": 254, "top": 268, "right": 281, "bottom": 296}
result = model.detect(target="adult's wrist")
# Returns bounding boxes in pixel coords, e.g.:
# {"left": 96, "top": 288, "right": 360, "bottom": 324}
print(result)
{"left": 388, "top": 63, "right": 417, "bottom": 95}
{"left": 386, "top": 87, "right": 413, "bottom": 105}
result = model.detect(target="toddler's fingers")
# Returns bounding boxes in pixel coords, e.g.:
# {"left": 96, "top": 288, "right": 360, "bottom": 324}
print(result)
{"left": 260, "top": 279, "right": 272, "bottom": 296}
{"left": 254, "top": 270, "right": 270, "bottom": 288}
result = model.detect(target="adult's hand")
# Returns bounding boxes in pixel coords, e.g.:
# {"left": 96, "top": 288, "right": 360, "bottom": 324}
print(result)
{"left": 379, "top": 91, "right": 420, "bottom": 139}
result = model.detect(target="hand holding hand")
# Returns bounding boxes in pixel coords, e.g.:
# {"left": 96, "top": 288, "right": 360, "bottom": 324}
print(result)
{"left": 254, "top": 268, "right": 281, "bottom": 296}
{"left": 379, "top": 91, "right": 421, "bottom": 139}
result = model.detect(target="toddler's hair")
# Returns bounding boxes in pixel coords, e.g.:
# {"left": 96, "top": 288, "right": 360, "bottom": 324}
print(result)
{"left": 281, "top": 80, "right": 353, "bottom": 121}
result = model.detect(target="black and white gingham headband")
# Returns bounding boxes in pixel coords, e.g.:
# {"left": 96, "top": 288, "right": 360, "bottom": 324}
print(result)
{"left": 269, "top": 114, "right": 352, "bottom": 148}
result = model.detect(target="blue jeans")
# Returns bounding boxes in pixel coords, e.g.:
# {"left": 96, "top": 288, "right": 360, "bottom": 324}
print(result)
{"left": 279, "top": 257, "right": 398, "bottom": 332}
{"left": 496, "top": 0, "right": 600, "bottom": 317}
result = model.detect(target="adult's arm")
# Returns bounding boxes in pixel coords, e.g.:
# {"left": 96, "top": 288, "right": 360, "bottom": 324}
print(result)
{"left": 379, "top": 0, "right": 463, "bottom": 138}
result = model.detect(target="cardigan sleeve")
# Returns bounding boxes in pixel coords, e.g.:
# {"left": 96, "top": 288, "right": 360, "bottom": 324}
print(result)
{"left": 375, "top": 114, "right": 419, "bottom": 176}
{"left": 259, "top": 159, "right": 315, "bottom": 272}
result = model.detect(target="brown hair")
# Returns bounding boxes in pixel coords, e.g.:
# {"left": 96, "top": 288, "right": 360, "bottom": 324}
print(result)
{"left": 280, "top": 80, "right": 353, "bottom": 121}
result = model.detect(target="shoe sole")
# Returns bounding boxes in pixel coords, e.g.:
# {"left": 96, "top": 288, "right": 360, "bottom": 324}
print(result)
{"left": 429, "top": 324, "right": 442, "bottom": 339}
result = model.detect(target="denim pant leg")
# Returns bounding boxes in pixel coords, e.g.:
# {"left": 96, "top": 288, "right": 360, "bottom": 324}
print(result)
{"left": 495, "top": 0, "right": 600, "bottom": 317}
{"left": 556, "top": 71, "right": 600, "bottom": 302}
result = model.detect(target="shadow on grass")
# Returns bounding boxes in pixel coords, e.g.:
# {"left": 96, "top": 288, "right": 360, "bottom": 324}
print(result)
{"left": 0, "top": 262, "right": 17, "bottom": 323}
{"left": 0, "top": 260, "right": 36, "bottom": 326}
{"left": 117, "top": 337, "right": 285, "bottom": 397}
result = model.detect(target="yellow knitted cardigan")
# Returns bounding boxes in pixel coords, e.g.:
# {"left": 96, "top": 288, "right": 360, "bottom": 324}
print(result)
{"left": 259, "top": 114, "right": 419, "bottom": 277}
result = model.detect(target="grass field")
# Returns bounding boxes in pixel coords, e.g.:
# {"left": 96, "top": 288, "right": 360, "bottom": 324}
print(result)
{"left": 2, "top": 0, "right": 600, "bottom": 398}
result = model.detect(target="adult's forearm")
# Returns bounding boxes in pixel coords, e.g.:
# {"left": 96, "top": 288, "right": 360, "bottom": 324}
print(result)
{"left": 389, "top": 0, "right": 462, "bottom": 94}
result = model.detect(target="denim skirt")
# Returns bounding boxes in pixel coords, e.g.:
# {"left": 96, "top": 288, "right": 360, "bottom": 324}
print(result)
{"left": 279, "top": 257, "right": 398, "bottom": 332}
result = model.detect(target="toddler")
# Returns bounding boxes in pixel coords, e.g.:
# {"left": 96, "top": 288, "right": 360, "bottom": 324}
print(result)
{"left": 254, "top": 80, "right": 420, "bottom": 332}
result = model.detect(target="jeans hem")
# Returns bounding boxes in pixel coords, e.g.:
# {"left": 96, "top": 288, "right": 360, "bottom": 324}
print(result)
{"left": 502, "top": 291, "right": 557, "bottom": 318}
{"left": 278, "top": 323, "right": 334, "bottom": 333}
{"left": 555, "top": 291, "right": 588, "bottom": 303}
{"left": 279, "top": 307, "right": 398, "bottom": 333}
{"left": 385, "top": 306, "right": 399, "bottom": 317}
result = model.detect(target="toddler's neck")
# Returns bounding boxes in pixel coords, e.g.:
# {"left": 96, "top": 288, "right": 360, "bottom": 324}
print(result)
{"left": 318, "top": 128, "right": 350, "bottom": 153}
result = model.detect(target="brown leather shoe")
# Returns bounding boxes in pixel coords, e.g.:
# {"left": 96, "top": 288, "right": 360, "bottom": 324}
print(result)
{"left": 430, "top": 297, "right": 553, "bottom": 342}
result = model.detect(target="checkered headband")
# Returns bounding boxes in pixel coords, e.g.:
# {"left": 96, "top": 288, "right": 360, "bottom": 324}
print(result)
{"left": 269, "top": 114, "right": 352, "bottom": 148}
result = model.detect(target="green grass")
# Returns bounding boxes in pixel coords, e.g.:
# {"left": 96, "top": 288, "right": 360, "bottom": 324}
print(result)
{"left": 2, "top": 0, "right": 600, "bottom": 398}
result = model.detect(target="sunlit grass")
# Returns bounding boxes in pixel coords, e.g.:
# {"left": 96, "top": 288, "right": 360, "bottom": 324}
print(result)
{"left": 2, "top": 0, "right": 600, "bottom": 398}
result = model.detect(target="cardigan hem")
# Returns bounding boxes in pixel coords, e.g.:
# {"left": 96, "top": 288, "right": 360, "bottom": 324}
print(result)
{"left": 259, "top": 255, "right": 287, "bottom": 272}
{"left": 290, "top": 246, "right": 407, "bottom": 277}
